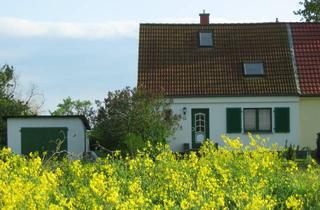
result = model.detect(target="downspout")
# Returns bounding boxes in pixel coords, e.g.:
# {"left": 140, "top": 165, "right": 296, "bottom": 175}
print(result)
{"left": 286, "top": 23, "right": 301, "bottom": 95}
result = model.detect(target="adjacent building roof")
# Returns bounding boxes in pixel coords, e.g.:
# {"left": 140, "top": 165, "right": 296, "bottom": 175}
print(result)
{"left": 138, "top": 23, "right": 299, "bottom": 97}
{"left": 291, "top": 23, "right": 320, "bottom": 96}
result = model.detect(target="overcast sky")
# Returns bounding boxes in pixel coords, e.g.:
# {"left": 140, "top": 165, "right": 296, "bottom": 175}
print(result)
{"left": 0, "top": 0, "right": 302, "bottom": 113}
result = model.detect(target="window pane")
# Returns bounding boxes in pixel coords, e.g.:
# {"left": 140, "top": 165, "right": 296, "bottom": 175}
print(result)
{"left": 196, "top": 133, "right": 205, "bottom": 143}
{"left": 244, "top": 63, "right": 264, "bottom": 75}
{"left": 199, "top": 32, "right": 213, "bottom": 46}
{"left": 259, "top": 109, "right": 271, "bottom": 131}
{"left": 244, "top": 109, "right": 256, "bottom": 131}
{"left": 195, "top": 113, "right": 206, "bottom": 132}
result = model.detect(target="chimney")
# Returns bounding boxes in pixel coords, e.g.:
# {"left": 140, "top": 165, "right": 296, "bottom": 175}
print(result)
{"left": 199, "top": 9, "right": 210, "bottom": 25}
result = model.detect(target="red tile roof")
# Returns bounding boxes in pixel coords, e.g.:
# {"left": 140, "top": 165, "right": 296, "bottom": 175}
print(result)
{"left": 291, "top": 23, "right": 320, "bottom": 96}
{"left": 138, "top": 23, "right": 298, "bottom": 97}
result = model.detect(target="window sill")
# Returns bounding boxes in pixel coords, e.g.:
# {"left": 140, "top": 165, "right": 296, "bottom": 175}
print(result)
{"left": 243, "top": 131, "right": 273, "bottom": 134}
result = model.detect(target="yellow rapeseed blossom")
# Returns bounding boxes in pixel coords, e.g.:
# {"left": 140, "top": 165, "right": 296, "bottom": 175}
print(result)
{"left": 0, "top": 135, "right": 319, "bottom": 209}
{"left": 180, "top": 199, "right": 190, "bottom": 209}
{"left": 222, "top": 135, "right": 243, "bottom": 149}
{"left": 286, "top": 195, "right": 304, "bottom": 210}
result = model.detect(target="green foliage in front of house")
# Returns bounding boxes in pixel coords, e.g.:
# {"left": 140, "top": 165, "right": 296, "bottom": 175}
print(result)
{"left": 90, "top": 87, "right": 179, "bottom": 155}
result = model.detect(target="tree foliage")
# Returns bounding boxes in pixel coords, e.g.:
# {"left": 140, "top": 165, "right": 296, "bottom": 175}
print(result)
{"left": 294, "top": 0, "right": 320, "bottom": 22}
{"left": 91, "top": 87, "right": 179, "bottom": 153}
{"left": 50, "top": 96, "right": 96, "bottom": 126}
{"left": 0, "top": 65, "right": 32, "bottom": 146}
{"left": 0, "top": 64, "right": 15, "bottom": 99}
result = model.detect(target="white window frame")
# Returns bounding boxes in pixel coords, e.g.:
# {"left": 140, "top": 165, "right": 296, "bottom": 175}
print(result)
{"left": 243, "top": 108, "right": 272, "bottom": 132}
{"left": 199, "top": 32, "right": 213, "bottom": 47}
{"left": 243, "top": 62, "right": 264, "bottom": 76}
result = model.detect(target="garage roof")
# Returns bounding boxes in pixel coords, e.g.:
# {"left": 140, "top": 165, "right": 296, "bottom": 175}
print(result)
{"left": 5, "top": 115, "right": 91, "bottom": 130}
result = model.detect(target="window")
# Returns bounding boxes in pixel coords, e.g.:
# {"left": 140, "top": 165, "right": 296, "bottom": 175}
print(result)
{"left": 199, "top": 32, "right": 213, "bottom": 47}
{"left": 195, "top": 113, "right": 206, "bottom": 143}
{"left": 244, "top": 108, "right": 271, "bottom": 132}
{"left": 243, "top": 62, "right": 264, "bottom": 75}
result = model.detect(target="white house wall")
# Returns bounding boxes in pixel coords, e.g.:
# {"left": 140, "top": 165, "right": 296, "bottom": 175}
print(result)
{"left": 168, "top": 96, "right": 300, "bottom": 152}
{"left": 7, "top": 118, "right": 88, "bottom": 158}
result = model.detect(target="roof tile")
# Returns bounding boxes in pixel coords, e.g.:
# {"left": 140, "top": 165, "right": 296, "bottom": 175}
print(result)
{"left": 138, "top": 23, "right": 298, "bottom": 96}
{"left": 291, "top": 23, "right": 320, "bottom": 96}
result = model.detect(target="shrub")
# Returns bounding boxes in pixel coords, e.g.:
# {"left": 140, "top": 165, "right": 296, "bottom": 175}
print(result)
{"left": 90, "top": 87, "right": 179, "bottom": 151}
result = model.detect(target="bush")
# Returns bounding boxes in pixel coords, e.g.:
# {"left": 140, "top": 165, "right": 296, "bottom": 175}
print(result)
{"left": 122, "top": 133, "right": 146, "bottom": 156}
{"left": 90, "top": 87, "right": 179, "bottom": 152}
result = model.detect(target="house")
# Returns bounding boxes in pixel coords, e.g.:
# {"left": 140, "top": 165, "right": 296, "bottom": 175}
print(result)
{"left": 290, "top": 23, "right": 320, "bottom": 149}
{"left": 6, "top": 116, "right": 90, "bottom": 158}
{"left": 137, "top": 12, "right": 319, "bottom": 152}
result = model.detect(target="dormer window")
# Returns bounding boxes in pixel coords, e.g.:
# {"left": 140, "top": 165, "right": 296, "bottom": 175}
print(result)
{"left": 243, "top": 62, "right": 264, "bottom": 76}
{"left": 199, "top": 32, "right": 213, "bottom": 47}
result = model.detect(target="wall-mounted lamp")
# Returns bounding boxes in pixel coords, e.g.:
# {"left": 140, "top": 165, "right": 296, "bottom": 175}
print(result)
{"left": 182, "top": 107, "right": 187, "bottom": 120}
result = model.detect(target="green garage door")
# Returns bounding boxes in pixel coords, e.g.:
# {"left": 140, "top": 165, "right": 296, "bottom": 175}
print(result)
{"left": 21, "top": 127, "right": 68, "bottom": 156}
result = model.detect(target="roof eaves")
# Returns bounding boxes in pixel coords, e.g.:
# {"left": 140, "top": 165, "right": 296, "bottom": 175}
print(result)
{"left": 4, "top": 115, "right": 91, "bottom": 130}
{"left": 166, "top": 93, "right": 300, "bottom": 98}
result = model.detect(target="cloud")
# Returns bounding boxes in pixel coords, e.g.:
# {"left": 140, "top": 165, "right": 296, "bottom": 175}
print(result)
{"left": 0, "top": 16, "right": 274, "bottom": 40}
{"left": 0, "top": 17, "right": 139, "bottom": 39}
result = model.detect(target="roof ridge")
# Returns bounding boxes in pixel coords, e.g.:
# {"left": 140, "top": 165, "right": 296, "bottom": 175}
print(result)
{"left": 140, "top": 22, "right": 320, "bottom": 26}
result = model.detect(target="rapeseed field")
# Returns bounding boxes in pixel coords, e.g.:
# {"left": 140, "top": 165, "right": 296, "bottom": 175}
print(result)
{"left": 0, "top": 134, "right": 319, "bottom": 209}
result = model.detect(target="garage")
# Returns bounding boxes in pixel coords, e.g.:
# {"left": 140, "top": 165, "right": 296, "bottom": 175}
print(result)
{"left": 21, "top": 127, "right": 68, "bottom": 156}
{"left": 6, "top": 116, "right": 90, "bottom": 158}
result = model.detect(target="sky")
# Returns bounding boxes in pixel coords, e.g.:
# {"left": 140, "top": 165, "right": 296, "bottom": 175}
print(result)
{"left": 0, "top": 0, "right": 302, "bottom": 113}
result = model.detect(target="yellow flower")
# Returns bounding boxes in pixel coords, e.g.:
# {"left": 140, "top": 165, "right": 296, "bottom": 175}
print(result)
{"left": 89, "top": 172, "right": 106, "bottom": 196}
{"left": 217, "top": 196, "right": 225, "bottom": 207}
{"left": 222, "top": 135, "right": 243, "bottom": 149}
{"left": 180, "top": 199, "right": 190, "bottom": 209}
{"left": 128, "top": 178, "right": 142, "bottom": 194}
{"left": 163, "top": 199, "right": 175, "bottom": 208}
{"left": 286, "top": 195, "right": 304, "bottom": 210}
{"left": 250, "top": 138, "right": 257, "bottom": 146}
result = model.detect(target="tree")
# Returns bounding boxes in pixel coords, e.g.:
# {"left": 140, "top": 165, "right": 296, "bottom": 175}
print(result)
{"left": 294, "top": 0, "right": 320, "bottom": 22}
{"left": 0, "top": 64, "right": 44, "bottom": 113}
{"left": 0, "top": 64, "right": 15, "bottom": 99}
{"left": 91, "top": 87, "right": 179, "bottom": 154}
{"left": 50, "top": 97, "right": 96, "bottom": 126}
{"left": 0, "top": 64, "right": 34, "bottom": 146}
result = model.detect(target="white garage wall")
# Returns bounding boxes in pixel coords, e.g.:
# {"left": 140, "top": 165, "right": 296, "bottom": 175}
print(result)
{"left": 168, "top": 96, "right": 300, "bottom": 152}
{"left": 7, "top": 118, "right": 87, "bottom": 158}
